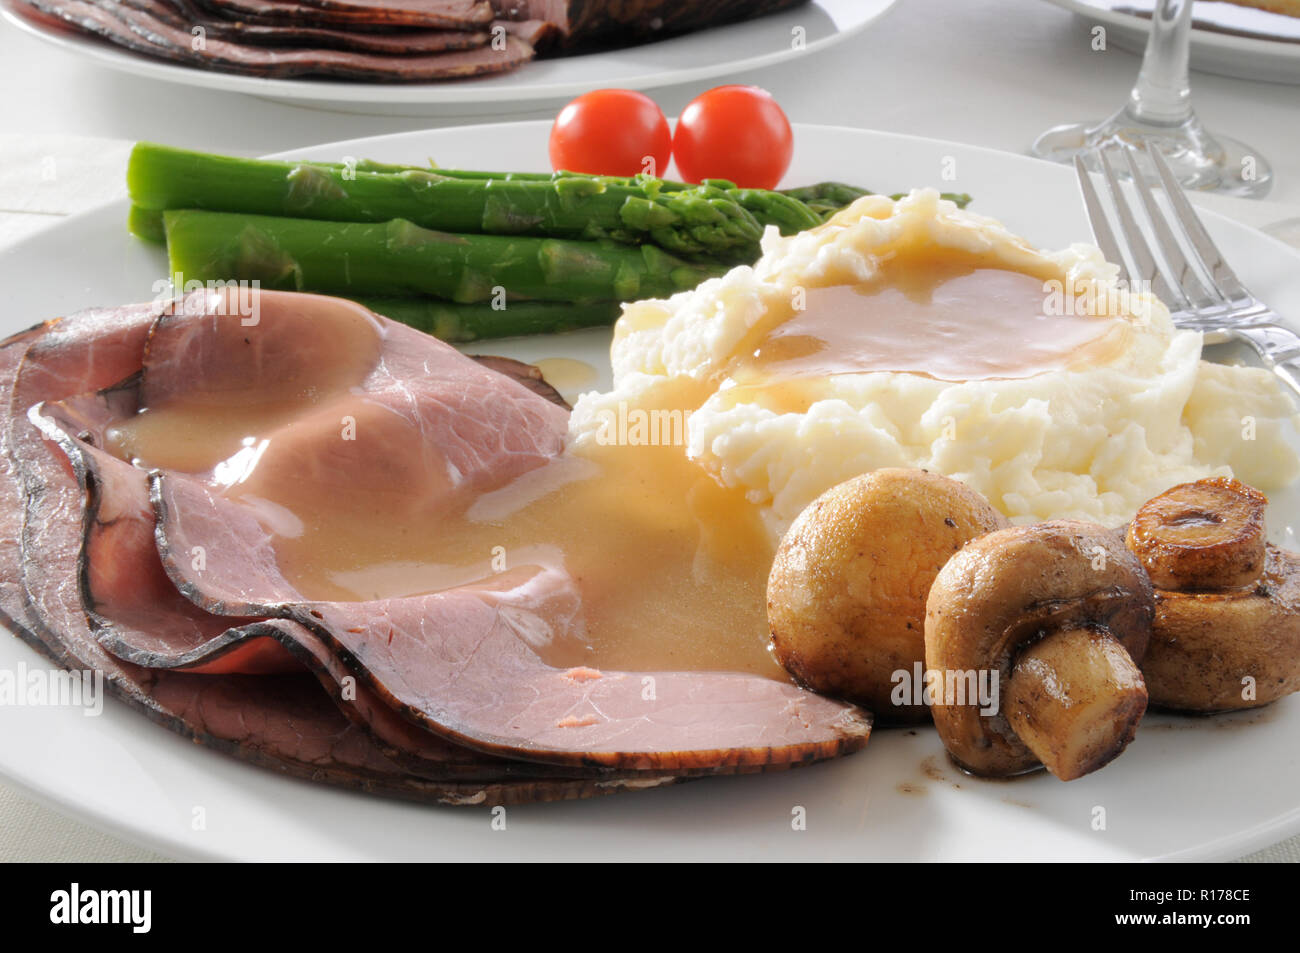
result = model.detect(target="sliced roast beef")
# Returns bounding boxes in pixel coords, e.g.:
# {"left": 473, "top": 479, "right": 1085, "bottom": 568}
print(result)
{"left": 30, "top": 289, "right": 870, "bottom": 776}
{"left": 29, "top": 377, "right": 625, "bottom": 782}
{"left": 16, "top": 0, "right": 809, "bottom": 84}
{"left": 0, "top": 305, "right": 678, "bottom": 803}
{"left": 2, "top": 290, "right": 870, "bottom": 806}
{"left": 34, "top": 383, "right": 297, "bottom": 675}
{"left": 490, "top": 0, "right": 810, "bottom": 48}
{"left": 117, "top": 0, "right": 493, "bottom": 54}
{"left": 194, "top": 0, "right": 491, "bottom": 28}
{"left": 0, "top": 325, "right": 51, "bottom": 624}
{"left": 288, "top": 0, "right": 492, "bottom": 23}
{"left": 13, "top": 0, "right": 533, "bottom": 81}
{"left": 493, "top": 16, "right": 558, "bottom": 50}
{"left": 0, "top": 305, "right": 405, "bottom": 788}
{"left": 470, "top": 355, "right": 569, "bottom": 409}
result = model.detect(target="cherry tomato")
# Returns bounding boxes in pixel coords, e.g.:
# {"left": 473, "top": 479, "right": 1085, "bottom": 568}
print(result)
{"left": 549, "top": 89, "right": 672, "bottom": 178}
{"left": 672, "top": 85, "right": 794, "bottom": 190}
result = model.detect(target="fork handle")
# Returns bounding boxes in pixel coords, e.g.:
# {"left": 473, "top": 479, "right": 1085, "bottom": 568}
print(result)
{"left": 1231, "top": 323, "right": 1300, "bottom": 400}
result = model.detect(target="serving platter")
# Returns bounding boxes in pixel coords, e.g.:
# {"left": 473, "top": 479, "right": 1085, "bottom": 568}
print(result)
{"left": 1040, "top": 0, "right": 1300, "bottom": 85}
{"left": 0, "top": 0, "right": 896, "bottom": 117}
{"left": 1, "top": 122, "right": 1299, "bottom": 861}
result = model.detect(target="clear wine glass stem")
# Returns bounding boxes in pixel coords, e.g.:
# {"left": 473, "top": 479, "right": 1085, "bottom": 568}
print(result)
{"left": 1030, "top": 0, "right": 1272, "bottom": 198}
{"left": 1126, "top": 0, "right": 1193, "bottom": 126}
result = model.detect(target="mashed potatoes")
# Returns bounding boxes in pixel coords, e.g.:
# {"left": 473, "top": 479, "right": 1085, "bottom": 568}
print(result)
{"left": 571, "top": 190, "right": 1299, "bottom": 536}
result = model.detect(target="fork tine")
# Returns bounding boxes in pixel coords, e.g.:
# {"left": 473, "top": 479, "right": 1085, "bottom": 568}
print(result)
{"left": 1119, "top": 145, "right": 1219, "bottom": 310}
{"left": 1092, "top": 148, "right": 1175, "bottom": 301}
{"left": 1073, "top": 156, "right": 1133, "bottom": 283}
{"left": 1097, "top": 147, "right": 1185, "bottom": 309}
{"left": 1144, "top": 142, "right": 1250, "bottom": 302}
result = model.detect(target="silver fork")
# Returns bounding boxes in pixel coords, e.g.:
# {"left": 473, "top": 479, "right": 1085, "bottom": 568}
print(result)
{"left": 1074, "top": 143, "right": 1300, "bottom": 399}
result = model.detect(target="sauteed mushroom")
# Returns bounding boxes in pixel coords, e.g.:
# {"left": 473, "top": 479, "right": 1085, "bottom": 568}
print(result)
{"left": 1126, "top": 478, "right": 1300, "bottom": 712}
{"left": 767, "top": 469, "right": 1007, "bottom": 721}
{"left": 925, "top": 521, "right": 1153, "bottom": 780}
{"left": 1126, "top": 477, "right": 1267, "bottom": 591}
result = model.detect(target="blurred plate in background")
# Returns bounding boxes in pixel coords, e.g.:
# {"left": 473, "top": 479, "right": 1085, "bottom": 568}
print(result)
{"left": 1041, "top": 0, "right": 1300, "bottom": 84}
{"left": 0, "top": 0, "right": 897, "bottom": 117}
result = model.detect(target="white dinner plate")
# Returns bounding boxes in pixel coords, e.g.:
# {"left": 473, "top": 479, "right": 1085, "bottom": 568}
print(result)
{"left": 1041, "top": 0, "right": 1300, "bottom": 85}
{"left": 2, "top": 123, "right": 1299, "bottom": 862}
{"left": 0, "top": 0, "right": 896, "bottom": 117}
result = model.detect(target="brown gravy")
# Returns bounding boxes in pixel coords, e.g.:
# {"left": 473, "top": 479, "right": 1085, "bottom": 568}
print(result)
{"left": 734, "top": 258, "right": 1129, "bottom": 386}
{"left": 107, "top": 389, "right": 784, "bottom": 679}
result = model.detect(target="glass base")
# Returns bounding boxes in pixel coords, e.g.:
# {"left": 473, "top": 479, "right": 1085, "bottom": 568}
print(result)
{"left": 1031, "top": 110, "right": 1273, "bottom": 199}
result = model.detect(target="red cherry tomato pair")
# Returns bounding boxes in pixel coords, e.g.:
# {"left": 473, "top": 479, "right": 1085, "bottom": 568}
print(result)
{"left": 548, "top": 86, "right": 793, "bottom": 190}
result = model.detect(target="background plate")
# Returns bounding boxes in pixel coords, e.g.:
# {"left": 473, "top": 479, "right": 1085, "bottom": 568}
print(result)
{"left": 1041, "top": 0, "right": 1300, "bottom": 85}
{"left": 1, "top": 123, "right": 1298, "bottom": 861}
{"left": 0, "top": 0, "right": 897, "bottom": 116}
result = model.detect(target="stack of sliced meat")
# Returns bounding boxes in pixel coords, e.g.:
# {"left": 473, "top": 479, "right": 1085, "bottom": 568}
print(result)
{"left": 9, "top": 0, "right": 809, "bottom": 82}
{"left": 0, "top": 290, "right": 870, "bottom": 806}
{"left": 10, "top": 0, "right": 537, "bottom": 81}
{"left": 493, "top": 1, "right": 811, "bottom": 49}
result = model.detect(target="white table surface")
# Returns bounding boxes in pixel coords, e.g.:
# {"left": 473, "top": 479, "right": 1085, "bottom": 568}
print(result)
{"left": 0, "top": 0, "right": 1297, "bottom": 862}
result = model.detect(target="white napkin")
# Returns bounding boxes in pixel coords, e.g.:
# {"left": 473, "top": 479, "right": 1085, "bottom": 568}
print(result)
{"left": 0, "top": 133, "right": 132, "bottom": 250}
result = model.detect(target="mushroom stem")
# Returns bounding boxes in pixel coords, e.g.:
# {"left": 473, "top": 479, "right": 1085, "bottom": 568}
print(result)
{"left": 1004, "top": 626, "right": 1148, "bottom": 781}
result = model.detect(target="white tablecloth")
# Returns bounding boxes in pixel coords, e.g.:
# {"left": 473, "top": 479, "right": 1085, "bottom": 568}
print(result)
{"left": 0, "top": 0, "right": 1297, "bottom": 862}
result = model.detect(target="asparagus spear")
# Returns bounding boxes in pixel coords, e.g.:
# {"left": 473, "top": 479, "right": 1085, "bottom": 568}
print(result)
{"left": 733, "top": 188, "right": 824, "bottom": 234}
{"left": 413, "top": 171, "right": 972, "bottom": 212}
{"left": 130, "top": 142, "right": 766, "bottom": 261}
{"left": 779, "top": 182, "right": 876, "bottom": 213}
{"left": 163, "top": 209, "right": 726, "bottom": 304}
{"left": 128, "top": 204, "right": 165, "bottom": 243}
{"left": 398, "top": 172, "right": 972, "bottom": 220}
{"left": 779, "top": 181, "right": 972, "bottom": 217}
{"left": 346, "top": 166, "right": 842, "bottom": 234}
{"left": 360, "top": 165, "right": 557, "bottom": 180}
{"left": 359, "top": 169, "right": 973, "bottom": 218}
{"left": 402, "top": 172, "right": 973, "bottom": 218}
{"left": 131, "top": 185, "right": 970, "bottom": 255}
{"left": 356, "top": 297, "right": 621, "bottom": 343}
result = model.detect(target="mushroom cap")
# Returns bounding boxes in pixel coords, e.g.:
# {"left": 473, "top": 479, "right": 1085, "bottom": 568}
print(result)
{"left": 1146, "top": 544, "right": 1300, "bottom": 711}
{"left": 1126, "top": 477, "right": 1267, "bottom": 591}
{"left": 924, "top": 520, "right": 1154, "bottom": 776}
{"left": 767, "top": 468, "right": 1007, "bottom": 721}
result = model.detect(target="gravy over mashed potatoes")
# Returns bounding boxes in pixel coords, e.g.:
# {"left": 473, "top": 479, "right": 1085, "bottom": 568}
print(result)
{"left": 571, "top": 190, "right": 1300, "bottom": 536}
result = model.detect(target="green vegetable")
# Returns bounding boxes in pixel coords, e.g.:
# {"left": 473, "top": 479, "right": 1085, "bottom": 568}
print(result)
{"left": 130, "top": 142, "right": 770, "bottom": 262}
{"left": 133, "top": 183, "right": 971, "bottom": 255}
{"left": 128, "top": 205, "right": 165, "bottom": 243}
{"left": 133, "top": 142, "right": 976, "bottom": 344}
{"left": 734, "top": 188, "right": 824, "bottom": 234}
{"left": 779, "top": 181, "right": 972, "bottom": 218}
{"left": 778, "top": 181, "right": 874, "bottom": 208}
{"left": 344, "top": 166, "right": 921, "bottom": 230}
{"left": 356, "top": 297, "right": 621, "bottom": 343}
{"left": 128, "top": 144, "right": 938, "bottom": 263}
{"left": 163, "top": 209, "right": 726, "bottom": 304}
